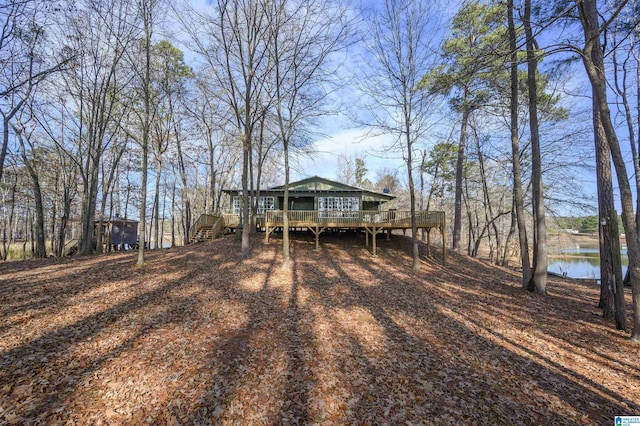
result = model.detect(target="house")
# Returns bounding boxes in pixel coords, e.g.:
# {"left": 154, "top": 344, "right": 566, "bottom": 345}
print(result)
{"left": 223, "top": 176, "right": 395, "bottom": 218}
{"left": 217, "top": 176, "right": 446, "bottom": 263}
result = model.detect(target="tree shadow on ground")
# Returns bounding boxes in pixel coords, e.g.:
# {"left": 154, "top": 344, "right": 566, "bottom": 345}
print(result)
{"left": 321, "top": 235, "right": 639, "bottom": 421}
{"left": 0, "top": 242, "right": 252, "bottom": 423}
{"left": 2, "top": 233, "right": 639, "bottom": 424}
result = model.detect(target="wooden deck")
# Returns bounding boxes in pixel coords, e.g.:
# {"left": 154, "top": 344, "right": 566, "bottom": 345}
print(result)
{"left": 192, "top": 210, "right": 446, "bottom": 264}
{"left": 264, "top": 210, "right": 446, "bottom": 263}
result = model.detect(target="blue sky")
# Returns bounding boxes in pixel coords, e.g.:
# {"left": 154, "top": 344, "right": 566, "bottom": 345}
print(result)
{"left": 175, "top": 0, "right": 638, "bottom": 215}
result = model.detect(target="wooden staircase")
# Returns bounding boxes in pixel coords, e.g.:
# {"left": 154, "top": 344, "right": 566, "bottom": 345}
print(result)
{"left": 189, "top": 214, "right": 224, "bottom": 243}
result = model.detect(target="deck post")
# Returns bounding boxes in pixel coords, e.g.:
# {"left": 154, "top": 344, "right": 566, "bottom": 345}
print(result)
{"left": 257, "top": 210, "right": 446, "bottom": 262}
{"left": 441, "top": 224, "right": 446, "bottom": 266}
{"left": 307, "top": 226, "right": 325, "bottom": 251}
{"left": 372, "top": 227, "right": 378, "bottom": 257}
{"left": 426, "top": 228, "right": 431, "bottom": 257}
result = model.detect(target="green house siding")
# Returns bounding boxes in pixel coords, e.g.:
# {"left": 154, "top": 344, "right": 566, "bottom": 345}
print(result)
{"left": 362, "top": 201, "right": 379, "bottom": 211}
{"left": 224, "top": 176, "right": 395, "bottom": 214}
{"left": 279, "top": 196, "right": 314, "bottom": 211}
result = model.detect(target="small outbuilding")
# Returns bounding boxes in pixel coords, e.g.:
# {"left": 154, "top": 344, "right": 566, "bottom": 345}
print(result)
{"left": 94, "top": 216, "right": 139, "bottom": 250}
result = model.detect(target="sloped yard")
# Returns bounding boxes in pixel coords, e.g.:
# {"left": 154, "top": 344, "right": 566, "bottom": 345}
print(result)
{"left": 1, "top": 233, "right": 639, "bottom": 425}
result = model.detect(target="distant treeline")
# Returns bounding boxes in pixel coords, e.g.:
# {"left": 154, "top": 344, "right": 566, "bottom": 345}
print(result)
{"left": 556, "top": 215, "right": 624, "bottom": 234}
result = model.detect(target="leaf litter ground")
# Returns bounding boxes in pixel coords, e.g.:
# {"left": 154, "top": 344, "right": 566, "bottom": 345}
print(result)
{"left": 1, "top": 232, "right": 639, "bottom": 425}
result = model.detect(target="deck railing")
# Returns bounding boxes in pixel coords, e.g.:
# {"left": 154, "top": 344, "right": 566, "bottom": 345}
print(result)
{"left": 264, "top": 210, "right": 445, "bottom": 228}
{"left": 189, "top": 214, "right": 219, "bottom": 239}
{"left": 222, "top": 213, "right": 241, "bottom": 227}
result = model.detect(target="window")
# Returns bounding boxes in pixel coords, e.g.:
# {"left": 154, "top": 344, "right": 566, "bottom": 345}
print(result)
{"left": 257, "top": 196, "right": 275, "bottom": 215}
{"left": 318, "top": 197, "right": 359, "bottom": 218}
{"left": 233, "top": 196, "right": 275, "bottom": 215}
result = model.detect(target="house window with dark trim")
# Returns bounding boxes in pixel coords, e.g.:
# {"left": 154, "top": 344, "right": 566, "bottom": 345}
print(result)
{"left": 257, "top": 196, "right": 275, "bottom": 215}
{"left": 318, "top": 197, "right": 359, "bottom": 218}
{"left": 234, "top": 196, "right": 274, "bottom": 215}
{"left": 232, "top": 197, "right": 241, "bottom": 215}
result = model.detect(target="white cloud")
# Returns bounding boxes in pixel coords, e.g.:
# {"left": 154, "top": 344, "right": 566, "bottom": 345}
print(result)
{"left": 291, "top": 128, "right": 406, "bottom": 183}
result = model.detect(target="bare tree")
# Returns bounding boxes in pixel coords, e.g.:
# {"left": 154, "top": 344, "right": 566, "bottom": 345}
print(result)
{"left": 337, "top": 155, "right": 355, "bottom": 186}
{"left": 268, "top": 0, "right": 351, "bottom": 268}
{"left": 96, "top": 141, "right": 127, "bottom": 253}
{"left": 11, "top": 105, "right": 46, "bottom": 257}
{"left": 135, "top": 0, "right": 159, "bottom": 267}
{"left": 185, "top": 75, "right": 234, "bottom": 217}
{"left": 63, "top": 0, "right": 139, "bottom": 255}
{"left": 30, "top": 79, "right": 80, "bottom": 257}
{"left": 178, "top": 0, "right": 274, "bottom": 259}
{"left": 361, "top": 0, "right": 441, "bottom": 270}
{"left": 0, "top": 1, "right": 70, "bottom": 187}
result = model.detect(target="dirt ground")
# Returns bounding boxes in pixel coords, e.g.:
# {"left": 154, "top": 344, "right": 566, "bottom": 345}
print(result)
{"left": 1, "top": 232, "right": 639, "bottom": 425}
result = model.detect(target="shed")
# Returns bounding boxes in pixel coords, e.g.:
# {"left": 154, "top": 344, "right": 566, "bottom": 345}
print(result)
{"left": 94, "top": 217, "right": 139, "bottom": 248}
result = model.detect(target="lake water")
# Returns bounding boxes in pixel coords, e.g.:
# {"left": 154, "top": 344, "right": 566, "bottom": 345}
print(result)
{"left": 548, "top": 247, "right": 628, "bottom": 280}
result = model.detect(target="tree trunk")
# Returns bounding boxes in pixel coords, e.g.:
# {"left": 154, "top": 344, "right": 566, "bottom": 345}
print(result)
{"left": 0, "top": 118, "right": 9, "bottom": 186}
{"left": 283, "top": 142, "right": 290, "bottom": 270}
{"left": 524, "top": 0, "right": 547, "bottom": 294}
{"left": 14, "top": 126, "right": 46, "bottom": 258}
{"left": 138, "top": 0, "right": 153, "bottom": 268}
{"left": 153, "top": 159, "right": 161, "bottom": 250}
{"left": 138, "top": 145, "right": 148, "bottom": 264}
{"left": 171, "top": 178, "right": 176, "bottom": 248}
{"left": 612, "top": 39, "right": 640, "bottom": 238}
{"left": 508, "top": 0, "right": 531, "bottom": 285}
{"left": 578, "top": 0, "right": 640, "bottom": 340}
{"left": 594, "top": 96, "right": 617, "bottom": 320}
{"left": 30, "top": 174, "right": 46, "bottom": 258}
{"left": 209, "top": 145, "right": 216, "bottom": 215}
{"left": 248, "top": 137, "right": 256, "bottom": 235}
{"left": 453, "top": 88, "right": 471, "bottom": 252}
{"left": 420, "top": 149, "right": 426, "bottom": 241}
{"left": 79, "top": 166, "right": 99, "bottom": 255}
{"left": 2, "top": 172, "right": 17, "bottom": 260}
{"left": 50, "top": 173, "right": 58, "bottom": 255}
{"left": 609, "top": 209, "right": 627, "bottom": 331}
{"left": 22, "top": 203, "right": 29, "bottom": 259}
{"left": 241, "top": 136, "right": 251, "bottom": 259}
{"left": 160, "top": 176, "right": 167, "bottom": 249}
{"left": 502, "top": 206, "right": 516, "bottom": 267}
{"left": 406, "top": 129, "right": 420, "bottom": 271}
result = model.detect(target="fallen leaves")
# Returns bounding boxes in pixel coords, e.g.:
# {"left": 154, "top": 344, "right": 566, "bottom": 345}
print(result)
{"left": 0, "top": 233, "right": 639, "bottom": 425}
